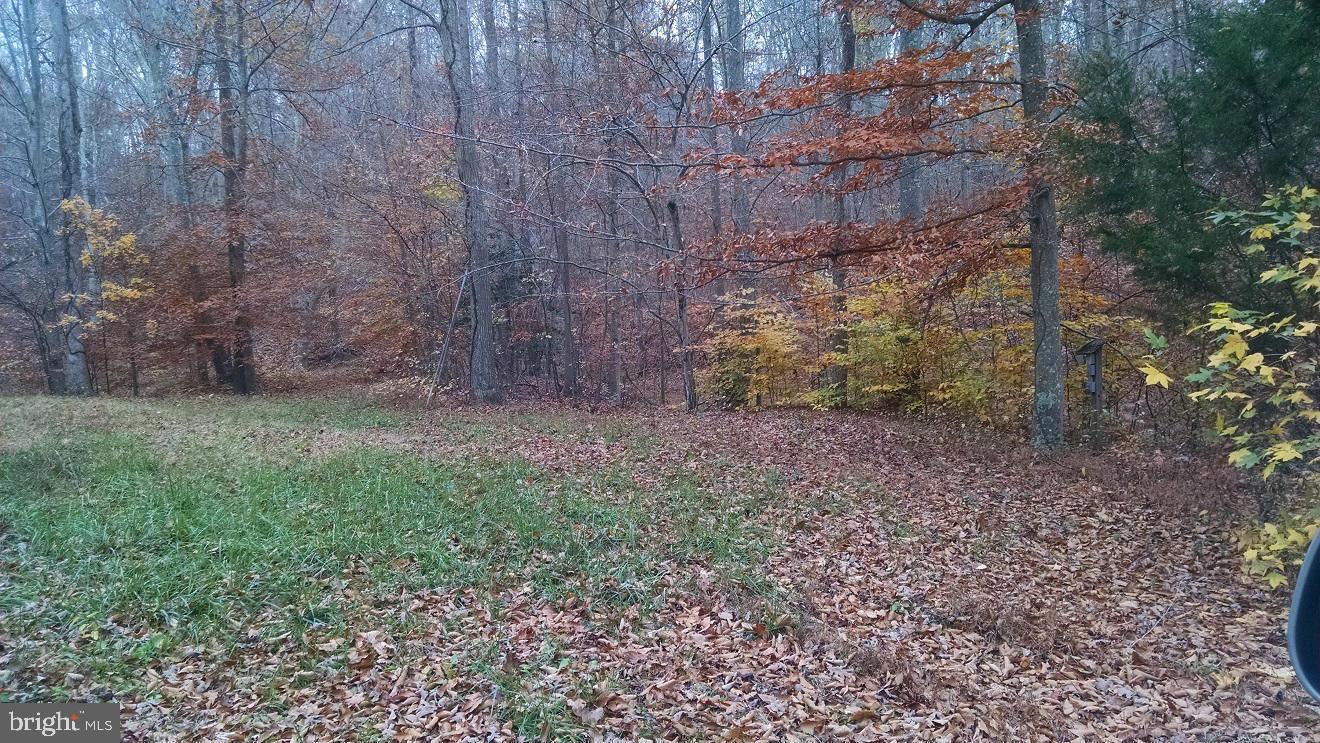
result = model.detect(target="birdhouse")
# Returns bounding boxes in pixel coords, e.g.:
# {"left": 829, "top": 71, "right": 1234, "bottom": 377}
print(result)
{"left": 1076, "top": 338, "right": 1105, "bottom": 413}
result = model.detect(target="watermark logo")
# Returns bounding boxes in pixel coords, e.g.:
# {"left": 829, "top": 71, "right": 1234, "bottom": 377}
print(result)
{"left": 0, "top": 705, "right": 120, "bottom": 742}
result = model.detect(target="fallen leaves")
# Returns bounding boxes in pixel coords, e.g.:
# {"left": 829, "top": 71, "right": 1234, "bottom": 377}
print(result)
{"left": 5, "top": 401, "right": 1319, "bottom": 741}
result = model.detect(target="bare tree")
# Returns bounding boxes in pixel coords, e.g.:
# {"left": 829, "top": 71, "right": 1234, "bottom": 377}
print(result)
{"left": 403, "top": 0, "right": 501, "bottom": 402}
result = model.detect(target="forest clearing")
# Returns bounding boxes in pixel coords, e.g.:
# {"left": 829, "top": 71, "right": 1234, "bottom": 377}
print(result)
{"left": 6, "top": 0, "right": 1320, "bottom": 737}
{"left": 2, "top": 395, "right": 1316, "bottom": 740}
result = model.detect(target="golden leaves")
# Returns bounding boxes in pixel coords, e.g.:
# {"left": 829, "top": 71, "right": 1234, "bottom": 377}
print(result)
{"left": 1139, "top": 365, "right": 1172, "bottom": 388}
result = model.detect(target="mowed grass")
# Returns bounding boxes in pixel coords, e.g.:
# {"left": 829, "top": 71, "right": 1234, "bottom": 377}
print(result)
{"left": 0, "top": 397, "right": 778, "bottom": 700}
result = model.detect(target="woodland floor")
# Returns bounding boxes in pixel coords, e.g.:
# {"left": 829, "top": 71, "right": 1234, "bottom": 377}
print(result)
{"left": 1, "top": 395, "right": 1318, "bottom": 741}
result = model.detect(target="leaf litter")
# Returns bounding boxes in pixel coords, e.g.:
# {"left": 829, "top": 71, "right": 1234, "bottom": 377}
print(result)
{"left": 2, "top": 399, "right": 1317, "bottom": 741}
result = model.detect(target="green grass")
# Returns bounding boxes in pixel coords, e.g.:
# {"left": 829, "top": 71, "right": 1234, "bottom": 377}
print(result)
{"left": 0, "top": 397, "right": 780, "bottom": 708}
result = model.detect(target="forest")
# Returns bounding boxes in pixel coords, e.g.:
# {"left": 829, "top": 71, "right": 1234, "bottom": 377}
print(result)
{"left": 3, "top": 0, "right": 1320, "bottom": 739}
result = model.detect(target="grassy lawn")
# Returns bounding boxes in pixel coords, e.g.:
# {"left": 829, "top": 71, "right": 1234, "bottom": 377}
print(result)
{"left": 1, "top": 396, "right": 1315, "bottom": 740}
{"left": 0, "top": 398, "right": 777, "bottom": 714}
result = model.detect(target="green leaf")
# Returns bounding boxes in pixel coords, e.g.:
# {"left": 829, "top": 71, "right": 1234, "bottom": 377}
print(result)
{"left": 1228, "top": 448, "right": 1260, "bottom": 469}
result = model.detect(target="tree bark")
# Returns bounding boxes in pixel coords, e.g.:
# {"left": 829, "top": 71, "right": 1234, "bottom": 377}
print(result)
{"left": 823, "top": 9, "right": 856, "bottom": 401}
{"left": 408, "top": 0, "right": 501, "bottom": 401}
{"left": 722, "top": 0, "right": 752, "bottom": 243}
{"left": 604, "top": 196, "right": 624, "bottom": 403}
{"left": 548, "top": 187, "right": 580, "bottom": 397}
{"left": 666, "top": 200, "right": 699, "bottom": 411}
{"left": 50, "top": 0, "right": 91, "bottom": 395}
{"left": 1014, "top": 0, "right": 1066, "bottom": 449}
{"left": 603, "top": 3, "right": 625, "bottom": 403}
{"left": 17, "top": 0, "right": 65, "bottom": 392}
{"left": 214, "top": 0, "right": 256, "bottom": 394}
{"left": 897, "top": 25, "right": 923, "bottom": 222}
{"left": 701, "top": 0, "right": 725, "bottom": 302}
{"left": 721, "top": 0, "right": 758, "bottom": 303}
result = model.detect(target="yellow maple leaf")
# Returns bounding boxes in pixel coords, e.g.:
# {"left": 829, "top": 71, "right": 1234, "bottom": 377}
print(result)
{"left": 1140, "top": 365, "right": 1172, "bottom": 388}
{"left": 1221, "top": 333, "right": 1249, "bottom": 359}
{"left": 1269, "top": 440, "right": 1303, "bottom": 462}
{"left": 1239, "top": 352, "right": 1265, "bottom": 371}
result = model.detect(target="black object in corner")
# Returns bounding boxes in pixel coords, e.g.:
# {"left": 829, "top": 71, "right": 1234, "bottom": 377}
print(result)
{"left": 1290, "top": 533, "right": 1320, "bottom": 701}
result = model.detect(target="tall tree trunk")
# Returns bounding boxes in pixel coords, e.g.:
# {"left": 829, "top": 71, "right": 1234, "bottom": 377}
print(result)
{"left": 721, "top": 0, "right": 749, "bottom": 233}
{"left": 603, "top": 3, "right": 625, "bottom": 403}
{"left": 214, "top": 0, "right": 255, "bottom": 394}
{"left": 533, "top": 0, "right": 579, "bottom": 397}
{"left": 138, "top": 13, "right": 212, "bottom": 385}
{"left": 666, "top": 201, "right": 698, "bottom": 411}
{"left": 823, "top": 9, "right": 856, "bottom": 402}
{"left": 18, "top": 0, "right": 64, "bottom": 392}
{"left": 897, "top": 25, "right": 923, "bottom": 221}
{"left": 479, "top": 0, "right": 501, "bottom": 96}
{"left": 722, "top": 0, "right": 752, "bottom": 288}
{"left": 1014, "top": 0, "right": 1066, "bottom": 449}
{"left": 701, "top": 0, "right": 725, "bottom": 301}
{"left": 604, "top": 196, "right": 624, "bottom": 403}
{"left": 409, "top": 0, "right": 501, "bottom": 401}
{"left": 548, "top": 187, "right": 580, "bottom": 396}
{"left": 50, "top": 0, "right": 91, "bottom": 395}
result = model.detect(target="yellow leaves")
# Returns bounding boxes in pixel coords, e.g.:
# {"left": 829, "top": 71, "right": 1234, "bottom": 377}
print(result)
{"left": 1238, "top": 511, "right": 1320, "bottom": 589}
{"left": 1266, "top": 440, "right": 1302, "bottom": 463}
{"left": 1286, "top": 389, "right": 1314, "bottom": 405}
{"left": 423, "top": 179, "right": 462, "bottom": 204}
{"left": 1221, "top": 332, "right": 1249, "bottom": 359}
{"left": 1227, "top": 448, "right": 1259, "bottom": 468}
{"left": 1249, "top": 223, "right": 1278, "bottom": 240}
{"left": 702, "top": 295, "right": 808, "bottom": 409}
{"left": 1206, "top": 317, "right": 1253, "bottom": 334}
{"left": 100, "top": 279, "right": 152, "bottom": 303}
{"left": 1196, "top": 191, "right": 1320, "bottom": 492}
{"left": 57, "top": 197, "right": 148, "bottom": 328}
{"left": 1139, "top": 365, "right": 1172, "bottom": 388}
{"left": 1212, "top": 670, "right": 1245, "bottom": 690}
{"left": 1207, "top": 333, "right": 1250, "bottom": 366}
{"left": 1238, "top": 352, "right": 1264, "bottom": 372}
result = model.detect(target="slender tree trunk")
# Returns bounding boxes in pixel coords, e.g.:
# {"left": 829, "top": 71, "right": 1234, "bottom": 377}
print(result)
{"left": 411, "top": 0, "right": 501, "bottom": 401}
{"left": 897, "top": 25, "right": 923, "bottom": 222}
{"left": 480, "top": 0, "right": 501, "bottom": 96}
{"left": 823, "top": 9, "right": 856, "bottom": 402}
{"left": 721, "top": 0, "right": 753, "bottom": 300}
{"left": 604, "top": 198, "right": 624, "bottom": 403}
{"left": 534, "top": 0, "right": 580, "bottom": 397}
{"left": 18, "top": 0, "right": 64, "bottom": 392}
{"left": 139, "top": 17, "right": 212, "bottom": 385}
{"left": 548, "top": 188, "right": 580, "bottom": 396}
{"left": 1015, "top": 0, "right": 1066, "bottom": 448}
{"left": 700, "top": 0, "right": 726, "bottom": 301}
{"left": 666, "top": 201, "right": 698, "bottom": 411}
{"left": 50, "top": 0, "right": 91, "bottom": 395}
{"left": 214, "top": 0, "right": 255, "bottom": 394}
{"left": 603, "top": 1, "right": 625, "bottom": 403}
{"left": 722, "top": 0, "right": 750, "bottom": 238}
